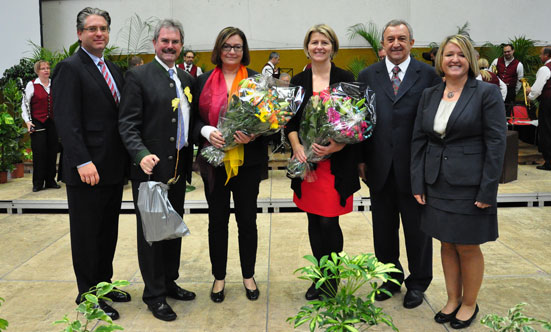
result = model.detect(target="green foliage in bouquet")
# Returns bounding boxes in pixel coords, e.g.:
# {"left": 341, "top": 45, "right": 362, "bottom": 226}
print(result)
{"left": 481, "top": 302, "right": 551, "bottom": 332}
{"left": 54, "top": 280, "right": 129, "bottom": 332}
{"left": 287, "top": 252, "right": 401, "bottom": 332}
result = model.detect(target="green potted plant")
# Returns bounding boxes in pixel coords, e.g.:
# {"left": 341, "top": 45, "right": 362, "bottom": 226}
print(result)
{"left": 481, "top": 302, "right": 551, "bottom": 331}
{"left": 54, "top": 280, "right": 129, "bottom": 332}
{"left": 287, "top": 252, "right": 401, "bottom": 332}
{"left": 0, "top": 79, "right": 26, "bottom": 181}
{"left": 0, "top": 297, "right": 8, "bottom": 331}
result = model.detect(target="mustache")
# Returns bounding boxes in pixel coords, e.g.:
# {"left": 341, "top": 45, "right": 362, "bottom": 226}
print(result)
{"left": 161, "top": 48, "right": 177, "bottom": 54}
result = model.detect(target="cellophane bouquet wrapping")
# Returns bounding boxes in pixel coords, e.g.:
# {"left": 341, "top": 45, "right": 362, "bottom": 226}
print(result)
{"left": 201, "top": 74, "right": 304, "bottom": 166}
{"left": 286, "top": 81, "right": 376, "bottom": 179}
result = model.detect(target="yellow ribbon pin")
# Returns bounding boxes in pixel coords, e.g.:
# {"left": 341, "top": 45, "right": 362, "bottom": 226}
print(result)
{"left": 184, "top": 86, "right": 192, "bottom": 103}
{"left": 172, "top": 98, "right": 180, "bottom": 112}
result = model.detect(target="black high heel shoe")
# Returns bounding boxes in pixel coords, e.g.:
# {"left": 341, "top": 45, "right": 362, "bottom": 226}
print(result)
{"left": 243, "top": 278, "right": 259, "bottom": 301}
{"left": 450, "top": 304, "right": 479, "bottom": 329}
{"left": 210, "top": 280, "right": 225, "bottom": 303}
{"left": 434, "top": 303, "right": 461, "bottom": 324}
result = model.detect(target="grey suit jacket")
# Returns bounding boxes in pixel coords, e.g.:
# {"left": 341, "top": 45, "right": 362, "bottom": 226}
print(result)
{"left": 118, "top": 59, "right": 195, "bottom": 183}
{"left": 410, "top": 77, "right": 506, "bottom": 207}
{"left": 358, "top": 57, "right": 441, "bottom": 193}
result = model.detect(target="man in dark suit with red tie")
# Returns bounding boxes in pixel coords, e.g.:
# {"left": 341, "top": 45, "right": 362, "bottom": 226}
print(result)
{"left": 52, "top": 7, "right": 130, "bottom": 320}
{"left": 358, "top": 19, "right": 441, "bottom": 309}
{"left": 119, "top": 19, "right": 196, "bottom": 322}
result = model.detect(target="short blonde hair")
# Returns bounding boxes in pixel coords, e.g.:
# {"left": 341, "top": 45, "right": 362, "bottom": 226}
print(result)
{"left": 303, "top": 24, "right": 339, "bottom": 59}
{"left": 34, "top": 60, "right": 49, "bottom": 74}
{"left": 435, "top": 34, "right": 479, "bottom": 78}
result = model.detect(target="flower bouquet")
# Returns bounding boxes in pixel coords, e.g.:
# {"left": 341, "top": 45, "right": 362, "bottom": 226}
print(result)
{"left": 201, "top": 74, "right": 304, "bottom": 166}
{"left": 286, "top": 82, "right": 376, "bottom": 179}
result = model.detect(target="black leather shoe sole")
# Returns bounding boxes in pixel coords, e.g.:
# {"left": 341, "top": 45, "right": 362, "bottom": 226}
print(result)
{"left": 148, "top": 302, "right": 177, "bottom": 322}
{"left": 450, "top": 304, "right": 479, "bottom": 329}
{"left": 168, "top": 287, "right": 196, "bottom": 301}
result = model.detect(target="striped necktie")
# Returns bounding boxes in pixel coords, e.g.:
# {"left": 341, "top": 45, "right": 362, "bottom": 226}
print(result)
{"left": 391, "top": 65, "right": 401, "bottom": 95}
{"left": 169, "top": 69, "right": 186, "bottom": 150}
{"left": 98, "top": 61, "right": 118, "bottom": 104}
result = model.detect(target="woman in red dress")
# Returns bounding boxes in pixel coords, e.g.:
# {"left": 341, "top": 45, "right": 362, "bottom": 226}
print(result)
{"left": 285, "top": 24, "right": 360, "bottom": 300}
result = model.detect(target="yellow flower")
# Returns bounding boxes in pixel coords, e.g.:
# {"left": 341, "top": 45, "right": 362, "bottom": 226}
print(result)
{"left": 254, "top": 110, "right": 268, "bottom": 122}
{"left": 172, "top": 98, "right": 180, "bottom": 112}
{"left": 184, "top": 86, "right": 192, "bottom": 103}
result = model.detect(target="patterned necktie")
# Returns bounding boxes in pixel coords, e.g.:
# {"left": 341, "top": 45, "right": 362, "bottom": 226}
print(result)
{"left": 391, "top": 65, "right": 401, "bottom": 95}
{"left": 98, "top": 61, "right": 118, "bottom": 103}
{"left": 169, "top": 69, "right": 186, "bottom": 150}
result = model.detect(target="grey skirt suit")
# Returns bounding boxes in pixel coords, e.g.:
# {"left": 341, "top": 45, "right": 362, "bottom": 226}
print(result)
{"left": 411, "top": 77, "right": 506, "bottom": 244}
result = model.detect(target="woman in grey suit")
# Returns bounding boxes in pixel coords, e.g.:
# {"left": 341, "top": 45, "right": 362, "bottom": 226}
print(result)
{"left": 411, "top": 35, "right": 506, "bottom": 329}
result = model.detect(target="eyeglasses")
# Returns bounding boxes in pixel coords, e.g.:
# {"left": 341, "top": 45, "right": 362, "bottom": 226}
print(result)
{"left": 222, "top": 44, "right": 243, "bottom": 53}
{"left": 82, "top": 26, "right": 110, "bottom": 33}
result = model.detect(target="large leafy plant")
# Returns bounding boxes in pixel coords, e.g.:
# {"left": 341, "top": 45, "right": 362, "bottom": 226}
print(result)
{"left": 347, "top": 22, "right": 382, "bottom": 66}
{"left": 287, "top": 252, "right": 401, "bottom": 332}
{"left": 481, "top": 302, "right": 551, "bottom": 332}
{"left": 0, "top": 79, "right": 26, "bottom": 171}
{"left": 54, "top": 280, "right": 129, "bottom": 332}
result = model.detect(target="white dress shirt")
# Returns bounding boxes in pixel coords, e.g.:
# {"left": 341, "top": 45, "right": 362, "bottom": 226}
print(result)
{"left": 528, "top": 59, "right": 551, "bottom": 101}
{"left": 385, "top": 56, "right": 411, "bottom": 81}
{"left": 490, "top": 57, "right": 524, "bottom": 93}
{"left": 156, "top": 55, "right": 191, "bottom": 146}
{"left": 476, "top": 73, "right": 508, "bottom": 101}
{"left": 21, "top": 78, "right": 51, "bottom": 123}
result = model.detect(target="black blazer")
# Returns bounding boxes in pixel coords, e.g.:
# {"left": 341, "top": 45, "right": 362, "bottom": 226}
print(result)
{"left": 410, "top": 77, "right": 506, "bottom": 208}
{"left": 284, "top": 64, "right": 360, "bottom": 207}
{"left": 52, "top": 47, "right": 127, "bottom": 186}
{"left": 118, "top": 59, "right": 195, "bottom": 183}
{"left": 358, "top": 57, "right": 441, "bottom": 194}
{"left": 192, "top": 68, "right": 267, "bottom": 167}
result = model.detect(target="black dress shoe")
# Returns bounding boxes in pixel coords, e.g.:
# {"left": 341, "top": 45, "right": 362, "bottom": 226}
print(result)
{"left": 374, "top": 283, "right": 400, "bottom": 301}
{"left": 45, "top": 182, "right": 61, "bottom": 189}
{"left": 305, "top": 283, "right": 321, "bottom": 301}
{"left": 32, "top": 186, "right": 43, "bottom": 192}
{"left": 168, "top": 285, "right": 196, "bottom": 301}
{"left": 536, "top": 162, "right": 551, "bottom": 171}
{"left": 98, "top": 300, "right": 119, "bottom": 321}
{"left": 105, "top": 288, "right": 131, "bottom": 302}
{"left": 403, "top": 289, "right": 424, "bottom": 309}
{"left": 148, "top": 300, "right": 177, "bottom": 321}
{"left": 434, "top": 304, "right": 461, "bottom": 323}
{"left": 243, "top": 278, "right": 259, "bottom": 301}
{"left": 210, "top": 280, "right": 225, "bottom": 303}
{"left": 450, "top": 304, "right": 479, "bottom": 329}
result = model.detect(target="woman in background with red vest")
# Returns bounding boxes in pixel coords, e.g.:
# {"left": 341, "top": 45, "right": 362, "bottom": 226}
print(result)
{"left": 21, "top": 60, "right": 60, "bottom": 192}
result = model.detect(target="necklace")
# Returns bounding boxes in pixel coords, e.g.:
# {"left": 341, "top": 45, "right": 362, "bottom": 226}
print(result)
{"left": 446, "top": 88, "right": 462, "bottom": 98}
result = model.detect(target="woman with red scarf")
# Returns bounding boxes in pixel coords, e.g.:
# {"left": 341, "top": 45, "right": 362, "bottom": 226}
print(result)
{"left": 193, "top": 27, "right": 266, "bottom": 303}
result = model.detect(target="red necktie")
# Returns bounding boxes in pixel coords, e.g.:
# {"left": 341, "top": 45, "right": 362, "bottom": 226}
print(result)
{"left": 98, "top": 61, "right": 119, "bottom": 104}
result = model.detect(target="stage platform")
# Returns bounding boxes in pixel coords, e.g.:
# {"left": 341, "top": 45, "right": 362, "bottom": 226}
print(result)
{"left": 0, "top": 165, "right": 550, "bottom": 331}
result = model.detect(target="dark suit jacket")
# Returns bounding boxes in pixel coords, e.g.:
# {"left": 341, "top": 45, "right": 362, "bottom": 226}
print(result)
{"left": 410, "top": 77, "right": 506, "bottom": 207}
{"left": 192, "top": 68, "right": 267, "bottom": 167}
{"left": 52, "top": 47, "right": 127, "bottom": 186}
{"left": 284, "top": 64, "right": 360, "bottom": 206}
{"left": 358, "top": 58, "right": 441, "bottom": 193}
{"left": 118, "top": 59, "right": 195, "bottom": 183}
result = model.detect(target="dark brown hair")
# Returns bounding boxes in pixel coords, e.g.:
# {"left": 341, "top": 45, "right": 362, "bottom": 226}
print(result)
{"left": 210, "top": 27, "right": 250, "bottom": 66}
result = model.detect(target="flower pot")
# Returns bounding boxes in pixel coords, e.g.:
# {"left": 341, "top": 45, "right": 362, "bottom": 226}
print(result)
{"left": 11, "top": 163, "right": 24, "bottom": 178}
{"left": 0, "top": 171, "right": 7, "bottom": 184}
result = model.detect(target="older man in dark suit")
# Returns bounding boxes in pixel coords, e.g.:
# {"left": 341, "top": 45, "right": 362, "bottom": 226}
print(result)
{"left": 119, "top": 19, "right": 195, "bottom": 322}
{"left": 52, "top": 7, "right": 129, "bottom": 320}
{"left": 358, "top": 19, "right": 441, "bottom": 309}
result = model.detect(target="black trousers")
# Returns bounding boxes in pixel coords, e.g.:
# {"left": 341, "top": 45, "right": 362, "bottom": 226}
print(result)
{"left": 201, "top": 165, "right": 261, "bottom": 280}
{"left": 369, "top": 167, "right": 433, "bottom": 291}
{"left": 538, "top": 99, "right": 551, "bottom": 161}
{"left": 132, "top": 179, "right": 186, "bottom": 305}
{"left": 66, "top": 183, "right": 123, "bottom": 303}
{"left": 30, "top": 118, "right": 58, "bottom": 188}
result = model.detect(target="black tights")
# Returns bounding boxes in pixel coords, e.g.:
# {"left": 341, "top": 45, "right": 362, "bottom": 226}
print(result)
{"left": 307, "top": 213, "right": 343, "bottom": 261}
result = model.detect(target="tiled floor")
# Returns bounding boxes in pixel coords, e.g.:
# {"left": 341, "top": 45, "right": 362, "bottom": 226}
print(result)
{"left": 0, "top": 165, "right": 550, "bottom": 331}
